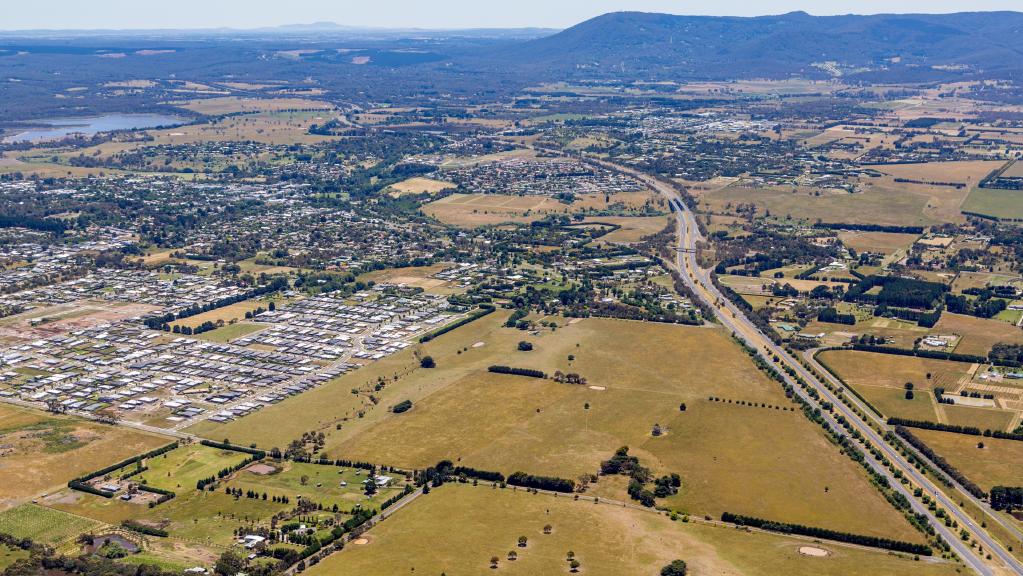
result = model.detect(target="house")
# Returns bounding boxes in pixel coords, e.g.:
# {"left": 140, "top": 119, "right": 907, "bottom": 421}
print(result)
{"left": 239, "top": 535, "right": 266, "bottom": 549}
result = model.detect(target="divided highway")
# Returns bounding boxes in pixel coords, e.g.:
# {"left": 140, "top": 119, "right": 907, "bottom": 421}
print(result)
{"left": 600, "top": 159, "right": 1022, "bottom": 576}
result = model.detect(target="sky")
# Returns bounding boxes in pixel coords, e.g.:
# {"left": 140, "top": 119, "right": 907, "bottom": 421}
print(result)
{"left": 4, "top": 0, "right": 1021, "bottom": 30}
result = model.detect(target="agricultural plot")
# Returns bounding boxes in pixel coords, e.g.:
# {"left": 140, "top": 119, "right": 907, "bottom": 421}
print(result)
{"left": 333, "top": 318, "right": 917, "bottom": 540}
{"left": 584, "top": 215, "right": 671, "bottom": 244}
{"left": 838, "top": 231, "right": 920, "bottom": 256}
{"left": 0, "top": 405, "right": 169, "bottom": 509}
{"left": 0, "top": 504, "right": 103, "bottom": 545}
{"left": 386, "top": 177, "right": 455, "bottom": 197}
{"left": 702, "top": 184, "right": 940, "bottom": 227}
{"left": 930, "top": 312, "right": 1023, "bottom": 357}
{"left": 962, "top": 188, "right": 1023, "bottom": 220}
{"left": 912, "top": 430, "right": 1023, "bottom": 492}
{"left": 816, "top": 350, "right": 1017, "bottom": 431}
{"left": 308, "top": 483, "right": 958, "bottom": 576}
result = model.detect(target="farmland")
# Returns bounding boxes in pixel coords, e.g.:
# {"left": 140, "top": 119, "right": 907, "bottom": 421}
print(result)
{"left": 308, "top": 483, "right": 957, "bottom": 576}
{"left": 912, "top": 430, "right": 1023, "bottom": 491}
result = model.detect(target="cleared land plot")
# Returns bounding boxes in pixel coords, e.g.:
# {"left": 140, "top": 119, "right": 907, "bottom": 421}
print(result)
{"left": 0, "top": 405, "right": 170, "bottom": 509}
{"left": 386, "top": 177, "right": 455, "bottom": 196}
{"left": 912, "top": 430, "right": 1023, "bottom": 491}
{"left": 931, "top": 312, "right": 1023, "bottom": 357}
{"left": 702, "top": 185, "right": 938, "bottom": 227}
{"left": 585, "top": 215, "right": 671, "bottom": 244}
{"left": 309, "top": 483, "right": 957, "bottom": 576}
{"left": 962, "top": 188, "right": 1023, "bottom": 220}
{"left": 359, "top": 264, "right": 464, "bottom": 295}
{"left": 174, "top": 97, "right": 332, "bottom": 116}
{"left": 0, "top": 504, "right": 103, "bottom": 545}
{"left": 170, "top": 296, "right": 281, "bottom": 331}
{"left": 424, "top": 193, "right": 571, "bottom": 226}
{"left": 838, "top": 231, "right": 919, "bottom": 255}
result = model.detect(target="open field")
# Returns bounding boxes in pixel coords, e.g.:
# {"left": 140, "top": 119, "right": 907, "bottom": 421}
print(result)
{"left": 170, "top": 296, "right": 282, "bottom": 331}
{"left": 358, "top": 263, "right": 465, "bottom": 295}
{"left": 0, "top": 301, "right": 160, "bottom": 344}
{"left": 0, "top": 405, "right": 170, "bottom": 509}
{"left": 912, "top": 430, "right": 1023, "bottom": 491}
{"left": 0, "top": 543, "right": 28, "bottom": 571}
{"left": 196, "top": 322, "right": 267, "bottom": 343}
{"left": 585, "top": 215, "right": 671, "bottom": 244}
{"left": 134, "top": 444, "right": 249, "bottom": 493}
{"left": 838, "top": 231, "right": 920, "bottom": 255}
{"left": 931, "top": 312, "right": 1023, "bottom": 357}
{"left": 189, "top": 312, "right": 919, "bottom": 539}
{"left": 173, "top": 97, "right": 333, "bottom": 116}
{"left": 816, "top": 350, "right": 1017, "bottom": 430}
{"left": 702, "top": 184, "right": 942, "bottom": 226}
{"left": 962, "top": 187, "right": 1023, "bottom": 220}
{"left": 386, "top": 176, "right": 455, "bottom": 196}
{"left": 423, "top": 193, "right": 571, "bottom": 226}
{"left": 309, "top": 483, "right": 958, "bottom": 576}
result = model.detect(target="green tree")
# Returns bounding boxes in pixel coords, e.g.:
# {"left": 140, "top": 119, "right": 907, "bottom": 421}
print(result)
{"left": 661, "top": 559, "right": 688, "bottom": 576}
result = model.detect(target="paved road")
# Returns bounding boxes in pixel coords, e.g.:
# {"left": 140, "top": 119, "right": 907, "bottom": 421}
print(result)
{"left": 801, "top": 348, "right": 1023, "bottom": 550}
{"left": 596, "top": 159, "right": 1015, "bottom": 576}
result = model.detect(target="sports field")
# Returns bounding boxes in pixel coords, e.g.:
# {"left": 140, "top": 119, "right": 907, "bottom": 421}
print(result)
{"left": 308, "top": 483, "right": 959, "bottom": 576}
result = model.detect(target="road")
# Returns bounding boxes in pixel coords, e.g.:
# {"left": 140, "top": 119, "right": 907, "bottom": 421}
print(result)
{"left": 801, "top": 348, "right": 1023, "bottom": 550}
{"left": 599, "top": 159, "right": 1018, "bottom": 576}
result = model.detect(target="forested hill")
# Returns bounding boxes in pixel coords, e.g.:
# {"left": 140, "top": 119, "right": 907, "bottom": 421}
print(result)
{"left": 490, "top": 11, "right": 1023, "bottom": 81}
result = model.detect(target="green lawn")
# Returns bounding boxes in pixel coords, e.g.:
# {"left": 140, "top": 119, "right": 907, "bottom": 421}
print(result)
{"left": 962, "top": 187, "right": 1023, "bottom": 220}
{"left": 226, "top": 460, "right": 406, "bottom": 513}
{"left": 135, "top": 444, "right": 249, "bottom": 493}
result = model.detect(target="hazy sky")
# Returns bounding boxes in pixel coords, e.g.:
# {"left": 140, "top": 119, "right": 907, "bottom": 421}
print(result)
{"left": 5, "top": 0, "right": 1021, "bottom": 30}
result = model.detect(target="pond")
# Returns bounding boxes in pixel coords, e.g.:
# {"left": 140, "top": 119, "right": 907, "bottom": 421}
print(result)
{"left": 3, "top": 113, "right": 187, "bottom": 143}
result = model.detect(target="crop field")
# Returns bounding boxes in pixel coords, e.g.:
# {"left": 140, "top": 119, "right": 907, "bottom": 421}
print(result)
{"left": 308, "top": 483, "right": 958, "bottom": 576}
{"left": 931, "top": 312, "right": 1023, "bottom": 357}
{"left": 912, "top": 430, "right": 1023, "bottom": 491}
{"left": 225, "top": 460, "right": 406, "bottom": 512}
{"left": 0, "top": 504, "right": 104, "bottom": 545}
{"left": 962, "top": 187, "right": 1023, "bottom": 220}
{"left": 0, "top": 405, "right": 170, "bottom": 509}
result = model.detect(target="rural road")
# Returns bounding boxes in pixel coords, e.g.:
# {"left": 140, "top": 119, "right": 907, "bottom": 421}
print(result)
{"left": 597, "top": 157, "right": 1020, "bottom": 576}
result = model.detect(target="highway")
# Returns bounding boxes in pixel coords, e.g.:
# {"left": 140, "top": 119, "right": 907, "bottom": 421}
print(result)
{"left": 598, "top": 159, "right": 1020, "bottom": 576}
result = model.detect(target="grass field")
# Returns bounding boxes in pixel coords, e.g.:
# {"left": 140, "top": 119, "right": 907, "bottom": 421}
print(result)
{"left": 424, "top": 193, "right": 572, "bottom": 226}
{"left": 386, "top": 176, "right": 455, "bottom": 196}
{"left": 308, "top": 483, "right": 959, "bottom": 576}
{"left": 134, "top": 444, "right": 250, "bottom": 493}
{"left": 358, "top": 263, "right": 465, "bottom": 295}
{"left": 198, "top": 310, "right": 924, "bottom": 540}
{"left": 0, "top": 405, "right": 170, "bottom": 509}
{"left": 962, "top": 187, "right": 1023, "bottom": 220}
{"left": 0, "top": 504, "right": 104, "bottom": 545}
{"left": 838, "top": 231, "right": 920, "bottom": 255}
{"left": 196, "top": 322, "right": 267, "bottom": 343}
{"left": 912, "top": 430, "right": 1023, "bottom": 491}
{"left": 816, "top": 350, "right": 1017, "bottom": 430}
{"left": 585, "top": 215, "right": 671, "bottom": 244}
{"left": 170, "top": 296, "right": 281, "bottom": 331}
{"left": 0, "top": 543, "right": 28, "bottom": 571}
{"left": 226, "top": 460, "right": 406, "bottom": 512}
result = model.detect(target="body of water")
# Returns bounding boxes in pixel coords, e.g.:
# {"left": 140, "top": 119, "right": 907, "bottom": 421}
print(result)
{"left": 3, "top": 113, "right": 187, "bottom": 143}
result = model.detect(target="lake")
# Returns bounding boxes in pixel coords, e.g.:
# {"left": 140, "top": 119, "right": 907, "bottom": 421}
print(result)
{"left": 3, "top": 113, "right": 188, "bottom": 143}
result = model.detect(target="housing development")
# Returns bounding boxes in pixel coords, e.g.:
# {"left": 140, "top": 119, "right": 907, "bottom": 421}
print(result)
{"left": 1, "top": 6, "right": 1023, "bottom": 576}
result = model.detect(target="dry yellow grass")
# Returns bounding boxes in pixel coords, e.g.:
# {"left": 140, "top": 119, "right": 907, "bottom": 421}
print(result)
{"left": 174, "top": 97, "right": 332, "bottom": 116}
{"left": 424, "top": 193, "right": 571, "bottom": 226}
{"left": 309, "top": 483, "right": 958, "bottom": 576}
{"left": 386, "top": 177, "right": 455, "bottom": 196}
